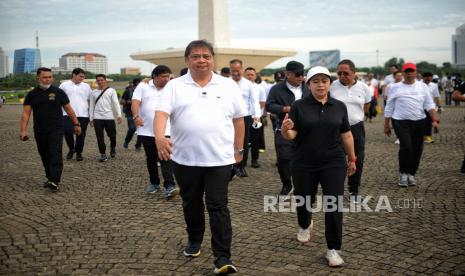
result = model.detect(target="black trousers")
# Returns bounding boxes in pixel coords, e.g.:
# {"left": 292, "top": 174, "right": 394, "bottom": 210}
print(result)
{"left": 275, "top": 131, "right": 293, "bottom": 189}
{"left": 35, "top": 130, "right": 63, "bottom": 183}
{"left": 258, "top": 116, "right": 266, "bottom": 150}
{"left": 250, "top": 120, "right": 260, "bottom": 162}
{"left": 293, "top": 166, "right": 346, "bottom": 250}
{"left": 241, "top": 116, "right": 252, "bottom": 167}
{"left": 139, "top": 135, "right": 175, "bottom": 187}
{"left": 424, "top": 110, "right": 433, "bottom": 136}
{"left": 124, "top": 115, "right": 141, "bottom": 147}
{"left": 93, "top": 119, "right": 116, "bottom": 154}
{"left": 348, "top": 122, "right": 365, "bottom": 194}
{"left": 173, "top": 163, "right": 232, "bottom": 259}
{"left": 64, "top": 116, "right": 89, "bottom": 154}
{"left": 392, "top": 119, "right": 425, "bottom": 175}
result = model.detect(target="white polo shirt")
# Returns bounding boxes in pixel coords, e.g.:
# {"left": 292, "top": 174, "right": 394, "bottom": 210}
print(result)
{"left": 89, "top": 87, "right": 121, "bottom": 120}
{"left": 255, "top": 83, "right": 267, "bottom": 115}
{"left": 59, "top": 80, "right": 92, "bottom": 117}
{"left": 156, "top": 72, "right": 248, "bottom": 167}
{"left": 132, "top": 80, "right": 170, "bottom": 137}
{"left": 330, "top": 80, "right": 371, "bottom": 126}
{"left": 384, "top": 81, "right": 436, "bottom": 120}
{"left": 236, "top": 77, "right": 261, "bottom": 118}
{"left": 424, "top": 81, "right": 440, "bottom": 107}
{"left": 286, "top": 81, "right": 303, "bottom": 101}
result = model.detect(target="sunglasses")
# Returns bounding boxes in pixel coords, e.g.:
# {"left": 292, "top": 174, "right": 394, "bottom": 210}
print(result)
{"left": 336, "top": 71, "right": 350, "bottom": 76}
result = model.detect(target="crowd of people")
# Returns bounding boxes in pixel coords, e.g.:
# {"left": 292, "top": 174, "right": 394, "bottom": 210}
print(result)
{"left": 18, "top": 39, "right": 465, "bottom": 274}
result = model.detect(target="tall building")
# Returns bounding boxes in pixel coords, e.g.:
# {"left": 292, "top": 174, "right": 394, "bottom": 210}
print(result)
{"left": 120, "top": 67, "right": 141, "bottom": 75}
{"left": 13, "top": 48, "right": 42, "bottom": 74}
{"left": 0, "top": 47, "right": 9, "bottom": 78}
{"left": 452, "top": 23, "right": 465, "bottom": 69}
{"left": 309, "top": 50, "right": 341, "bottom": 69}
{"left": 59, "top": 53, "right": 108, "bottom": 74}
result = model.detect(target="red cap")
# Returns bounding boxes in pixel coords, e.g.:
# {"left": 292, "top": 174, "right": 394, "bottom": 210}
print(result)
{"left": 402, "top": 63, "right": 416, "bottom": 71}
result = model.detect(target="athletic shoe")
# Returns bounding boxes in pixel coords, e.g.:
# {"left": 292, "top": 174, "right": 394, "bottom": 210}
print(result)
{"left": 110, "top": 150, "right": 116, "bottom": 158}
{"left": 326, "top": 249, "right": 344, "bottom": 267}
{"left": 251, "top": 160, "right": 260, "bottom": 168}
{"left": 297, "top": 220, "right": 313, "bottom": 243}
{"left": 123, "top": 142, "right": 129, "bottom": 149}
{"left": 399, "top": 173, "right": 408, "bottom": 187}
{"left": 99, "top": 154, "right": 108, "bottom": 162}
{"left": 259, "top": 149, "right": 265, "bottom": 153}
{"left": 394, "top": 139, "right": 400, "bottom": 144}
{"left": 145, "top": 183, "right": 160, "bottom": 194}
{"left": 183, "top": 241, "right": 201, "bottom": 257}
{"left": 164, "top": 186, "right": 179, "bottom": 199}
{"left": 213, "top": 257, "right": 237, "bottom": 274}
{"left": 407, "top": 174, "right": 417, "bottom": 186}
{"left": 45, "top": 180, "right": 59, "bottom": 191}
{"left": 76, "top": 153, "right": 83, "bottom": 161}
{"left": 66, "top": 150, "right": 75, "bottom": 160}
{"left": 423, "top": 136, "right": 434, "bottom": 144}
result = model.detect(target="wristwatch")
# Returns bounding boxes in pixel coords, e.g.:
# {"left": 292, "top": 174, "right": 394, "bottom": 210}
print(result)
{"left": 73, "top": 123, "right": 80, "bottom": 127}
{"left": 235, "top": 149, "right": 244, "bottom": 155}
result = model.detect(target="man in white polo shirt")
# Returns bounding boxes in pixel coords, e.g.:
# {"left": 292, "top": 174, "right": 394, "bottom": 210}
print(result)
{"left": 131, "top": 65, "right": 178, "bottom": 198}
{"left": 59, "top": 68, "right": 92, "bottom": 161}
{"left": 230, "top": 59, "right": 261, "bottom": 176}
{"left": 89, "top": 74, "right": 122, "bottom": 162}
{"left": 422, "top": 72, "right": 441, "bottom": 143}
{"left": 331, "top": 59, "right": 371, "bottom": 203}
{"left": 154, "top": 40, "right": 246, "bottom": 275}
{"left": 384, "top": 63, "right": 440, "bottom": 186}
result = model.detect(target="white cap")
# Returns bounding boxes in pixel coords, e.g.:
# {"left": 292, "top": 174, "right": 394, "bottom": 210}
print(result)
{"left": 305, "top": 66, "right": 331, "bottom": 83}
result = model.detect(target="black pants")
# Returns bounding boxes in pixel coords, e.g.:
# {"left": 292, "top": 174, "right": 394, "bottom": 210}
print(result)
{"left": 275, "top": 131, "right": 293, "bottom": 190}
{"left": 93, "top": 119, "right": 116, "bottom": 154}
{"left": 250, "top": 120, "right": 260, "bottom": 162}
{"left": 241, "top": 116, "right": 252, "bottom": 167}
{"left": 392, "top": 119, "right": 425, "bottom": 175}
{"left": 64, "top": 116, "right": 89, "bottom": 154}
{"left": 124, "top": 115, "right": 141, "bottom": 147}
{"left": 293, "top": 166, "right": 346, "bottom": 250}
{"left": 368, "top": 98, "right": 377, "bottom": 119}
{"left": 35, "top": 130, "right": 63, "bottom": 183}
{"left": 139, "top": 135, "right": 175, "bottom": 187}
{"left": 424, "top": 110, "right": 433, "bottom": 136}
{"left": 348, "top": 122, "right": 365, "bottom": 194}
{"left": 173, "top": 163, "right": 232, "bottom": 259}
{"left": 258, "top": 116, "right": 266, "bottom": 150}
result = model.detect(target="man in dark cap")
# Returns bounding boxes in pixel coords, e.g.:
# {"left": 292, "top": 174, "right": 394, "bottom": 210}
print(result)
{"left": 121, "top": 77, "right": 142, "bottom": 150}
{"left": 266, "top": 61, "right": 310, "bottom": 198}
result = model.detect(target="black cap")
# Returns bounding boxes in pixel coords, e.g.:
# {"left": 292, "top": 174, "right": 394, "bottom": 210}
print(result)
{"left": 286, "top": 61, "right": 304, "bottom": 74}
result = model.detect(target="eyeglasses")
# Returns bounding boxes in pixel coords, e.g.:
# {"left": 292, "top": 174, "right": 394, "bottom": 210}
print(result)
{"left": 336, "top": 71, "right": 350, "bottom": 76}
{"left": 404, "top": 69, "right": 415, "bottom": 73}
{"left": 189, "top": 54, "right": 212, "bottom": 60}
{"left": 294, "top": 72, "right": 304, "bottom": 77}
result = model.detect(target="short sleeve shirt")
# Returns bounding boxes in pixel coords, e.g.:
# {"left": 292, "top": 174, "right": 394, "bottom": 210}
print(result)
{"left": 24, "top": 86, "right": 70, "bottom": 134}
{"left": 59, "top": 80, "right": 92, "bottom": 117}
{"left": 330, "top": 80, "right": 371, "bottom": 125}
{"left": 289, "top": 94, "right": 350, "bottom": 171}
{"left": 156, "top": 72, "right": 248, "bottom": 166}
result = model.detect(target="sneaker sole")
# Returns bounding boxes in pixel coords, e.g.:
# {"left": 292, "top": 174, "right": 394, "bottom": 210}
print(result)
{"left": 214, "top": 264, "right": 237, "bottom": 274}
{"left": 328, "top": 260, "right": 345, "bottom": 267}
{"left": 398, "top": 182, "right": 408, "bottom": 187}
{"left": 183, "top": 250, "right": 201, "bottom": 257}
{"left": 45, "top": 182, "right": 59, "bottom": 191}
{"left": 165, "top": 188, "right": 179, "bottom": 198}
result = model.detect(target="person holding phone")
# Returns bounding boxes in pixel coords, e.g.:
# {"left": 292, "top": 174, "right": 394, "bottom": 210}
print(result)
{"left": 20, "top": 67, "right": 81, "bottom": 191}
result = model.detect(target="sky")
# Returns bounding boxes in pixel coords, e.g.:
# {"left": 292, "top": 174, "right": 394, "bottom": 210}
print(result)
{"left": 1, "top": 0, "right": 464, "bottom": 75}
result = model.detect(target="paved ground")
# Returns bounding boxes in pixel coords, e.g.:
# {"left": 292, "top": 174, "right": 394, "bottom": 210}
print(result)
{"left": 0, "top": 103, "right": 464, "bottom": 276}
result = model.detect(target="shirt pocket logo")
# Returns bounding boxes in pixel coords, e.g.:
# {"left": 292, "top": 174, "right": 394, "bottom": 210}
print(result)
{"left": 48, "top": 93, "right": 56, "bottom": 101}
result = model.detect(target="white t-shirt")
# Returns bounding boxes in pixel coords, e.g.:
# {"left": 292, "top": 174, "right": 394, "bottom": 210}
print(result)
{"left": 89, "top": 87, "right": 121, "bottom": 120}
{"left": 424, "top": 81, "right": 440, "bottom": 107}
{"left": 236, "top": 77, "right": 261, "bottom": 118}
{"left": 132, "top": 80, "right": 170, "bottom": 137}
{"left": 330, "top": 80, "right": 372, "bottom": 125}
{"left": 286, "top": 81, "right": 303, "bottom": 101}
{"left": 59, "top": 80, "right": 92, "bottom": 117}
{"left": 384, "top": 74, "right": 394, "bottom": 86}
{"left": 255, "top": 83, "right": 267, "bottom": 115}
{"left": 156, "top": 72, "right": 248, "bottom": 167}
{"left": 384, "top": 81, "right": 436, "bottom": 120}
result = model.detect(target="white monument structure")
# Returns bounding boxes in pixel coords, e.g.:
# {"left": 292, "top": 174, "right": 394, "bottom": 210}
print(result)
{"left": 130, "top": 0, "right": 296, "bottom": 75}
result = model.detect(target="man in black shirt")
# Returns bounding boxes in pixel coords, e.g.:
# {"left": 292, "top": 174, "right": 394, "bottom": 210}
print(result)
{"left": 120, "top": 77, "right": 142, "bottom": 150}
{"left": 266, "top": 61, "right": 310, "bottom": 197}
{"left": 452, "top": 79, "right": 465, "bottom": 173}
{"left": 20, "top": 67, "right": 81, "bottom": 191}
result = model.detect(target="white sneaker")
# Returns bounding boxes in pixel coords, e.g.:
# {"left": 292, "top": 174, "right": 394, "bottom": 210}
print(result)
{"left": 296, "top": 220, "right": 313, "bottom": 243}
{"left": 394, "top": 139, "right": 400, "bottom": 144}
{"left": 407, "top": 174, "right": 417, "bottom": 186}
{"left": 326, "top": 249, "right": 345, "bottom": 267}
{"left": 398, "top": 173, "right": 408, "bottom": 187}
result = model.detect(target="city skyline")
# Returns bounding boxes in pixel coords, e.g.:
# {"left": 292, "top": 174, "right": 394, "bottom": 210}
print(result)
{"left": 1, "top": 0, "right": 465, "bottom": 75}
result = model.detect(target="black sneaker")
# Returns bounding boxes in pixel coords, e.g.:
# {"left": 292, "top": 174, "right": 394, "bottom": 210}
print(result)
{"left": 76, "top": 153, "right": 83, "bottom": 161}
{"left": 110, "top": 149, "right": 116, "bottom": 158}
{"left": 251, "top": 160, "right": 260, "bottom": 168}
{"left": 66, "top": 150, "right": 75, "bottom": 160}
{"left": 99, "top": 154, "right": 108, "bottom": 162}
{"left": 214, "top": 257, "right": 237, "bottom": 274}
{"left": 45, "top": 180, "right": 59, "bottom": 191}
{"left": 183, "top": 241, "right": 201, "bottom": 257}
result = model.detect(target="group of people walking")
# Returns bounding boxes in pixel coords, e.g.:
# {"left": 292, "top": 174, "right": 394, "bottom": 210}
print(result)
{"left": 19, "top": 39, "right": 463, "bottom": 274}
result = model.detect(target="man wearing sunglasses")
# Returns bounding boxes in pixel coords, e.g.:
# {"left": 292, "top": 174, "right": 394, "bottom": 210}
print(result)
{"left": 266, "top": 61, "right": 310, "bottom": 199}
{"left": 331, "top": 59, "right": 371, "bottom": 204}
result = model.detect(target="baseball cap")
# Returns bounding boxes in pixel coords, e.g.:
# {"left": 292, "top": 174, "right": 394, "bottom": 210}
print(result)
{"left": 285, "top": 61, "right": 304, "bottom": 74}
{"left": 402, "top": 63, "right": 416, "bottom": 72}
{"left": 305, "top": 66, "right": 331, "bottom": 83}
